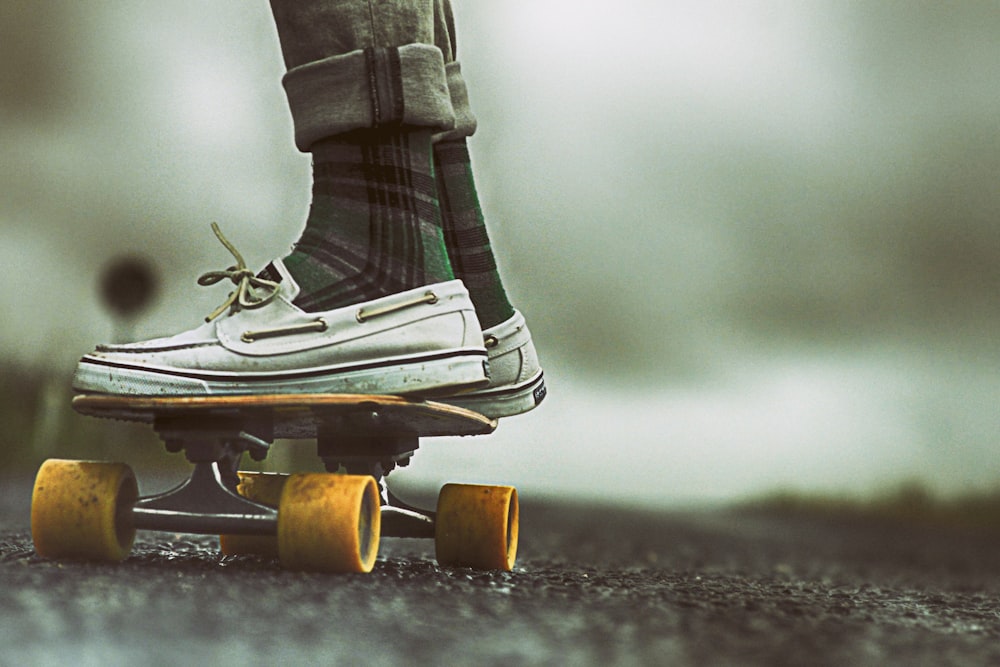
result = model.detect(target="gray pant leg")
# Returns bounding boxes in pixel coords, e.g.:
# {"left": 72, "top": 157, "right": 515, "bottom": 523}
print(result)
{"left": 269, "top": 0, "right": 476, "bottom": 150}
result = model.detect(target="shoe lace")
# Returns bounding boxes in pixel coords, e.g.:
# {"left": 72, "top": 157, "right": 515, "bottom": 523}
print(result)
{"left": 197, "top": 223, "right": 280, "bottom": 322}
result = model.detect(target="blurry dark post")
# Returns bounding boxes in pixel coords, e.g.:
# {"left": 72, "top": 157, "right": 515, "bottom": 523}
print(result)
{"left": 53, "top": 255, "right": 161, "bottom": 460}
{"left": 33, "top": 257, "right": 159, "bottom": 458}
{"left": 99, "top": 256, "right": 159, "bottom": 343}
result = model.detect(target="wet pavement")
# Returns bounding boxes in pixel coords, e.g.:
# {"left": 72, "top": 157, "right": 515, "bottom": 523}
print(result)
{"left": 2, "top": 476, "right": 1000, "bottom": 666}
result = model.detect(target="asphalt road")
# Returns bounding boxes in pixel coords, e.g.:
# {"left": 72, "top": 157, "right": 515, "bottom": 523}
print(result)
{"left": 2, "top": 474, "right": 1000, "bottom": 666}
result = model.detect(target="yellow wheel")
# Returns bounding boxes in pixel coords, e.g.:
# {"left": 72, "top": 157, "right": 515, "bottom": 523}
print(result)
{"left": 31, "top": 459, "right": 138, "bottom": 562}
{"left": 276, "top": 473, "right": 380, "bottom": 573}
{"left": 219, "top": 472, "right": 289, "bottom": 557}
{"left": 435, "top": 484, "right": 518, "bottom": 571}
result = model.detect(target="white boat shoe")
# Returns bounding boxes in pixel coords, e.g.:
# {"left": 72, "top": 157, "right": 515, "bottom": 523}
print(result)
{"left": 73, "top": 257, "right": 490, "bottom": 397}
{"left": 437, "top": 310, "right": 546, "bottom": 419}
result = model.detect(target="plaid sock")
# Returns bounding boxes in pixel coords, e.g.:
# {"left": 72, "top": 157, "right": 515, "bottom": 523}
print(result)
{"left": 434, "top": 139, "right": 515, "bottom": 329}
{"left": 281, "top": 128, "right": 453, "bottom": 312}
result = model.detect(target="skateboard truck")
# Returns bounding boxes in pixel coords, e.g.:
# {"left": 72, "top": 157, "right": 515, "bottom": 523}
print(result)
{"left": 318, "top": 426, "right": 434, "bottom": 539}
{"left": 139, "top": 411, "right": 437, "bottom": 539}
{"left": 133, "top": 417, "right": 279, "bottom": 535}
{"left": 132, "top": 461, "right": 277, "bottom": 535}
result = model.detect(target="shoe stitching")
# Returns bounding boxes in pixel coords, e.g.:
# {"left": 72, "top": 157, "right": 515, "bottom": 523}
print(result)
{"left": 237, "top": 290, "right": 440, "bottom": 344}
{"left": 94, "top": 341, "right": 219, "bottom": 354}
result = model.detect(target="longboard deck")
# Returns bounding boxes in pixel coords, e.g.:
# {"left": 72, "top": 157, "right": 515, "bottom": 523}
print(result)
{"left": 72, "top": 393, "right": 496, "bottom": 439}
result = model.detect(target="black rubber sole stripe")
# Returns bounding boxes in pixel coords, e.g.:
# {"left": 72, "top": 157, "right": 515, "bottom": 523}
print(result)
{"left": 462, "top": 373, "right": 546, "bottom": 399}
{"left": 78, "top": 349, "right": 488, "bottom": 384}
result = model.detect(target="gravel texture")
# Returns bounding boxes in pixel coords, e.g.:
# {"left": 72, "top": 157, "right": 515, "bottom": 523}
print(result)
{"left": 3, "top": 477, "right": 1000, "bottom": 666}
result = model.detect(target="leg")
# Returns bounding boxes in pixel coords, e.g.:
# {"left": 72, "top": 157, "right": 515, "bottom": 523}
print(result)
{"left": 72, "top": 1, "right": 543, "bottom": 407}
{"left": 429, "top": 2, "right": 548, "bottom": 416}
{"left": 268, "top": 0, "right": 545, "bottom": 415}
{"left": 266, "top": 0, "right": 461, "bottom": 311}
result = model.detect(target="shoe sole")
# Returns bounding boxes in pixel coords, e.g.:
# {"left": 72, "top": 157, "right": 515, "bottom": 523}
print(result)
{"left": 440, "top": 371, "right": 547, "bottom": 419}
{"left": 73, "top": 349, "right": 490, "bottom": 397}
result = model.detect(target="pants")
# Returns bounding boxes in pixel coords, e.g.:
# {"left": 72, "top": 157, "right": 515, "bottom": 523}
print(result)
{"left": 269, "top": 0, "right": 477, "bottom": 150}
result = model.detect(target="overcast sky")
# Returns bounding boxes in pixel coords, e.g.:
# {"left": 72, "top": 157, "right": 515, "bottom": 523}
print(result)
{"left": 3, "top": 2, "right": 1000, "bottom": 504}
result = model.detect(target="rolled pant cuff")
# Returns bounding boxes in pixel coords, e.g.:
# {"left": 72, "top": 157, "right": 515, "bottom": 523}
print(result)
{"left": 433, "top": 61, "right": 478, "bottom": 143}
{"left": 283, "top": 43, "right": 457, "bottom": 151}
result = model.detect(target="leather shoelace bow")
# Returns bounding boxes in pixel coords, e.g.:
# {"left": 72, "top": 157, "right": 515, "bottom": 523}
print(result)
{"left": 198, "top": 223, "right": 280, "bottom": 322}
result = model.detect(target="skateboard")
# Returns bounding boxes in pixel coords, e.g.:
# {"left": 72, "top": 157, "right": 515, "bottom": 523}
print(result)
{"left": 30, "top": 394, "right": 519, "bottom": 573}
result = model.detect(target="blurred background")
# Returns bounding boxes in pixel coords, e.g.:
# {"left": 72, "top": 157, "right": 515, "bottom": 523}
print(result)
{"left": 2, "top": 0, "right": 999, "bottom": 507}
